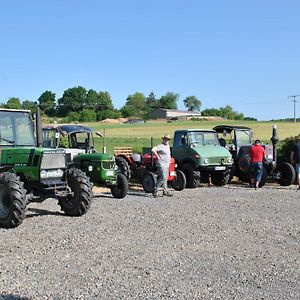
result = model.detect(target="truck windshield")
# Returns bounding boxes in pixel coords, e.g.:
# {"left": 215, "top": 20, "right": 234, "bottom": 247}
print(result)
{"left": 187, "top": 131, "right": 219, "bottom": 146}
{"left": 0, "top": 111, "right": 35, "bottom": 146}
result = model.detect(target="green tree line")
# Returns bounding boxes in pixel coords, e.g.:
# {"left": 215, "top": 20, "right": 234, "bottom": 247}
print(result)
{"left": 0, "top": 86, "right": 247, "bottom": 121}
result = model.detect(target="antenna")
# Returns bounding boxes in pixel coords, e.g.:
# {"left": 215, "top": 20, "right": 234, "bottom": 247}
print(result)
{"left": 288, "top": 95, "right": 300, "bottom": 123}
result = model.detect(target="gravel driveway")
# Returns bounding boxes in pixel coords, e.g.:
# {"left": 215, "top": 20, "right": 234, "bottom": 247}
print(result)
{"left": 0, "top": 183, "right": 299, "bottom": 300}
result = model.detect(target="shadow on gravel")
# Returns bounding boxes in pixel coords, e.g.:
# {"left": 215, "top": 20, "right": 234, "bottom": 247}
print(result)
{"left": 93, "top": 191, "right": 152, "bottom": 199}
{"left": 26, "top": 208, "right": 64, "bottom": 219}
{"left": 0, "top": 294, "right": 31, "bottom": 300}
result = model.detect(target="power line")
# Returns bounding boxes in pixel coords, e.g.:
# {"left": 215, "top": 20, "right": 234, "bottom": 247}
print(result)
{"left": 288, "top": 95, "right": 300, "bottom": 123}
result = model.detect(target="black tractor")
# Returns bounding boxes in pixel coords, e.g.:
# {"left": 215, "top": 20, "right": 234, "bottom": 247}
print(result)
{"left": 213, "top": 125, "right": 295, "bottom": 187}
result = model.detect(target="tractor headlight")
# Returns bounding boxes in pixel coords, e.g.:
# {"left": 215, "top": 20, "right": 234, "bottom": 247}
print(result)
{"left": 204, "top": 158, "right": 209, "bottom": 164}
{"left": 40, "top": 169, "right": 64, "bottom": 179}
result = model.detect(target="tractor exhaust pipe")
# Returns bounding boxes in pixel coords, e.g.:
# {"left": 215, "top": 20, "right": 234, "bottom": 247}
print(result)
{"left": 36, "top": 106, "right": 43, "bottom": 147}
{"left": 270, "top": 125, "right": 278, "bottom": 164}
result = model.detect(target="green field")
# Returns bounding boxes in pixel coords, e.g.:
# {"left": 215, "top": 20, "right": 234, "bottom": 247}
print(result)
{"left": 81, "top": 119, "right": 300, "bottom": 154}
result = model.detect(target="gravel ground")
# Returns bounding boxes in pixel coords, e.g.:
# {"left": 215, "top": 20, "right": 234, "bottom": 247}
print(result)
{"left": 0, "top": 183, "right": 299, "bottom": 300}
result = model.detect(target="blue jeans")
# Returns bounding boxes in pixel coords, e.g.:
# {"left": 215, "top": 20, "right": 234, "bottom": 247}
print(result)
{"left": 250, "top": 162, "right": 263, "bottom": 182}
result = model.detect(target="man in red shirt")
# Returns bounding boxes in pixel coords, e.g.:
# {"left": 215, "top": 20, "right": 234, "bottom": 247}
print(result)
{"left": 249, "top": 139, "right": 266, "bottom": 189}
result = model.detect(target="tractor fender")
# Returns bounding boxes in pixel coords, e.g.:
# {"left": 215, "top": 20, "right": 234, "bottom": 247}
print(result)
{"left": 0, "top": 165, "right": 13, "bottom": 173}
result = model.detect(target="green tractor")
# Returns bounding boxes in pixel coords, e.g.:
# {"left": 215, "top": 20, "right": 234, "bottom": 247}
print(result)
{"left": 42, "top": 124, "right": 128, "bottom": 199}
{"left": 0, "top": 108, "right": 93, "bottom": 228}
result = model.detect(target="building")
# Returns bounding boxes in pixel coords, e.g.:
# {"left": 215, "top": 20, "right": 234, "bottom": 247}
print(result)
{"left": 149, "top": 108, "right": 201, "bottom": 120}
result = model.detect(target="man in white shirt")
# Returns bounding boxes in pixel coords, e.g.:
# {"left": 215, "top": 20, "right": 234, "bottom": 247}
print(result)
{"left": 151, "top": 134, "right": 172, "bottom": 197}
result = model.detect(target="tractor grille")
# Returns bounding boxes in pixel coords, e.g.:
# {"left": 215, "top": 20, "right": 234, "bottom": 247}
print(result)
{"left": 41, "top": 152, "right": 66, "bottom": 169}
{"left": 101, "top": 160, "right": 115, "bottom": 170}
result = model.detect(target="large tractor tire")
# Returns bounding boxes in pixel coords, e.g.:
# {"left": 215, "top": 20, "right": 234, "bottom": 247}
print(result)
{"left": 0, "top": 173, "right": 27, "bottom": 228}
{"left": 58, "top": 168, "right": 93, "bottom": 216}
{"left": 211, "top": 171, "right": 230, "bottom": 186}
{"left": 115, "top": 156, "right": 131, "bottom": 180}
{"left": 142, "top": 172, "right": 157, "bottom": 193}
{"left": 180, "top": 163, "right": 201, "bottom": 188}
{"left": 111, "top": 174, "right": 128, "bottom": 199}
{"left": 277, "top": 162, "right": 296, "bottom": 186}
{"left": 171, "top": 170, "right": 186, "bottom": 191}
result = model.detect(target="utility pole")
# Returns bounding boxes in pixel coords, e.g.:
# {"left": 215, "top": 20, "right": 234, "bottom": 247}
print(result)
{"left": 288, "top": 95, "right": 300, "bottom": 123}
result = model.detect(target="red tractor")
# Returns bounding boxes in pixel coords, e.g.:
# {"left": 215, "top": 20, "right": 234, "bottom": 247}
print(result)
{"left": 114, "top": 147, "right": 186, "bottom": 193}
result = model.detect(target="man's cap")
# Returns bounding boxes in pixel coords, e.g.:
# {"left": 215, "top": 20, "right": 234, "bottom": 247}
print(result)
{"left": 162, "top": 134, "right": 171, "bottom": 140}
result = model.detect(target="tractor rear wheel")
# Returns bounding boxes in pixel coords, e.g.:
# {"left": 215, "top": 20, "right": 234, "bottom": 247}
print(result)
{"left": 58, "top": 168, "right": 93, "bottom": 216}
{"left": 0, "top": 173, "right": 27, "bottom": 228}
{"left": 180, "top": 163, "right": 201, "bottom": 188}
{"left": 142, "top": 172, "right": 157, "bottom": 193}
{"left": 115, "top": 156, "right": 131, "bottom": 180}
{"left": 171, "top": 170, "right": 186, "bottom": 191}
{"left": 277, "top": 162, "right": 296, "bottom": 186}
{"left": 111, "top": 174, "right": 128, "bottom": 199}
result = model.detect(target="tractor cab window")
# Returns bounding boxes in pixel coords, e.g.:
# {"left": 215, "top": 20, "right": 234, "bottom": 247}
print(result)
{"left": 0, "top": 111, "right": 35, "bottom": 146}
{"left": 236, "top": 130, "right": 252, "bottom": 148}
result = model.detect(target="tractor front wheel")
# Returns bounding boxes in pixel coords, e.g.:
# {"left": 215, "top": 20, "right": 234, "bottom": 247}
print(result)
{"left": 111, "top": 174, "right": 128, "bottom": 199}
{"left": 171, "top": 170, "right": 186, "bottom": 191}
{"left": 0, "top": 173, "right": 27, "bottom": 228}
{"left": 58, "top": 168, "right": 93, "bottom": 216}
{"left": 277, "top": 162, "right": 296, "bottom": 186}
{"left": 211, "top": 171, "right": 230, "bottom": 186}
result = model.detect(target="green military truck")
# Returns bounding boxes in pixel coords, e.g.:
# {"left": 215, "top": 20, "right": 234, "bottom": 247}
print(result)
{"left": 171, "top": 129, "right": 233, "bottom": 187}
{"left": 0, "top": 108, "right": 93, "bottom": 228}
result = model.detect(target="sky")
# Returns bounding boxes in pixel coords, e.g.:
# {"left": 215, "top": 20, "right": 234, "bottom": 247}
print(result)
{"left": 0, "top": 0, "right": 300, "bottom": 121}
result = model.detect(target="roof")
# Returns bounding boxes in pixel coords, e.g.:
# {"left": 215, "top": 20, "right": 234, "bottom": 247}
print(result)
{"left": 213, "top": 125, "right": 252, "bottom": 133}
{"left": 43, "top": 124, "right": 94, "bottom": 135}
{"left": 0, "top": 108, "right": 31, "bottom": 113}
{"left": 175, "top": 129, "right": 216, "bottom": 133}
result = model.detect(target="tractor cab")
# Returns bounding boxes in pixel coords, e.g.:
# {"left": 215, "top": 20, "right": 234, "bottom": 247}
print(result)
{"left": 42, "top": 124, "right": 102, "bottom": 160}
{"left": 213, "top": 125, "right": 253, "bottom": 160}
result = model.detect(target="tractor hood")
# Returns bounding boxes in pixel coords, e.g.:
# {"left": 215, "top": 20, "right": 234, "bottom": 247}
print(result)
{"left": 192, "top": 144, "right": 232, "bottom": 160}
{"left": 73, "top": 152, "right": 115, "bottom": 162}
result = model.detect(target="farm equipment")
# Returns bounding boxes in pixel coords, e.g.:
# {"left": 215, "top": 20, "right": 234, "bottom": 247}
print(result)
{"left": 171, "top": 129, "right": 233, "bottom": 187}
{"left": 114, "top": 146, "right": 186, "bottom": 193}
{"left": 0, "top": 108, "right": 93, "bottom": 228}
{"left": 213, "top": 125, "right": 296, "bottom": 186}
{"left": 42, "top": 124, "right": 128, "bottom": 198}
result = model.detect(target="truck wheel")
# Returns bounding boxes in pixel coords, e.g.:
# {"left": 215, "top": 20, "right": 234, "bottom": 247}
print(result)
{"left": 115, "top": 156, "right": 131, "bottom": 180}
{"left": 172, "top": 170, "right": 186, "bottom": 191}
{"left": 211, "top": 172, "right": 230, "bottom": 186}
{"left": 180, "top": 163, "right": 200, "bottom": 188}
{"left": 277, "top": 162, "right": 296, "bottom": 186}
{"left": 111, "top": 174, "right": 128, "bottom": 199}
{"left": 142, "top": 172, "right": 157, "bottom": 193}
{"left": 58, "top": 168, "right": 93, "bottom": 216}
{"left": 0, "top": 173, "right": 27, "bottom": 228}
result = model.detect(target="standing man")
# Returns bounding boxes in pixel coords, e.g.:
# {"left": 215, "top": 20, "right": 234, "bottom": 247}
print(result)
{"left": 249, "top": 139, "right": 266, "bottom": 189}
{"left": 151, "top": 134, "right": 172, "bottom": 197}
{"left": 290, "top": 137, "right": 300, "bottom": 189}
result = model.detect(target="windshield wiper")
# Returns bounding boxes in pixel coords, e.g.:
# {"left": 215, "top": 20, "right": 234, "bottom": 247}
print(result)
{"left": 0, "top": 137, "right": 15, "bottom": 144}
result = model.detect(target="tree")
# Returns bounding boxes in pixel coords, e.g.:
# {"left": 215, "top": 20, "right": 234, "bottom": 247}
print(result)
{"left": 57, "top": 86, "right": 87, "bottom": 117}
{"left": 97, "top": 91, "right": 114, "bottom": 111}
{"left": 22, "top": 100, "right": 37, "bottom": 113}
{"left": 183, "top": 96, "right": 201, "bottom": 111}
{"left": 145, "top": 92, "right": 159, "bottom": 108}
{"left": 121, "top": 92, "right": 146, "bottom": 118}
{"left": 6, "top": 97, "right": 22, "bottom": 109}
{"left": 38, "top": 91, "right": 56, "bottom": 116}
{"left": 159, "top": 92, "right": 178, "bottom": 109}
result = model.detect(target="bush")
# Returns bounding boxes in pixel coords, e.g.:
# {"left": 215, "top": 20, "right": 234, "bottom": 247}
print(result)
{"left": 96, "top": 110, "right": 122, "bottom": 121}
{"left": 277, "top": 134, "right": 300, "bottom": 162}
